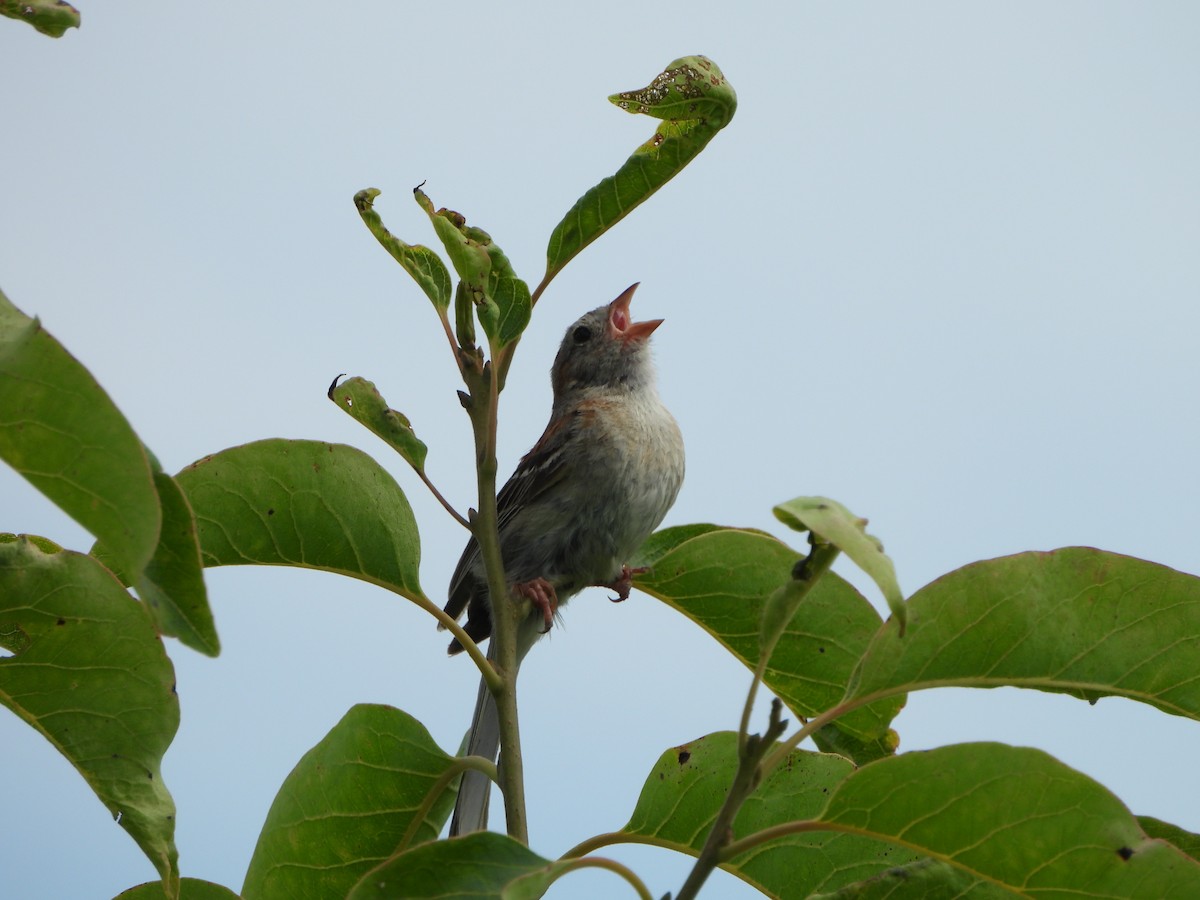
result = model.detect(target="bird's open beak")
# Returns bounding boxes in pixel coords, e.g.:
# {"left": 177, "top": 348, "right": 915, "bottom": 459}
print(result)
{"left": 607, "top": 283, "right": 663, "bottom": 343}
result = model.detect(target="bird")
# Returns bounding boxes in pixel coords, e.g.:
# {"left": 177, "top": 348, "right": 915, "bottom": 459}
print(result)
{"left": 444, "top": 282, "right": 685, "bottom": 836}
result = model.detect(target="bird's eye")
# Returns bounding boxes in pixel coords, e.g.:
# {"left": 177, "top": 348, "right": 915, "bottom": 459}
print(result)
{"left": 572, "top": 325, "right": 592, "bottom": 344}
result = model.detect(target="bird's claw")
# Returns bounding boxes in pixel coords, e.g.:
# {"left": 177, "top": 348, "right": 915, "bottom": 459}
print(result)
{"left": 604, "top": 565, "right": 649, "bottom": 603}
{"left": 515, "top": 578, "right": 559, "bottom": 634}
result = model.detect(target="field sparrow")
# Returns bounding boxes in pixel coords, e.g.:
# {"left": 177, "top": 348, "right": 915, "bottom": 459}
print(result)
{"left": 445, "top": 283, "right": 685, "bottom": 835}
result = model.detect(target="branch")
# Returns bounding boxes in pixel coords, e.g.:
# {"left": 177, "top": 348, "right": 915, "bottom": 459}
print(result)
{"left": 461, "top": 359, "right": 530, "bottom": 844}
{"left": 675, "top": 699, "right": 789, "bottom": 900}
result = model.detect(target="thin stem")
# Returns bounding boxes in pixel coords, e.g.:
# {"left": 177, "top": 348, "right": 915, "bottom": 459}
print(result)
{"left": 414, "top": 465, "right": 471, "bottom": 530}
{"left": 408, "top": 588, "right": 497, "bottom": 691}
{"left": 738, "top": 538, "right": 840, "bottom": 750}
{"left": 399, "top": 756, "right": 498, "bottom": 851}
{"left": 439, "top": 310, "right": 464, "bottom": 377}
{"left": 550, "top": 857, "right": 655, "bottom": 900}
{"left": 761, "top": 699, "right": 862, "bottom": 775}
{"left": 718, "top": 819, "right": 827, "bottom": 861}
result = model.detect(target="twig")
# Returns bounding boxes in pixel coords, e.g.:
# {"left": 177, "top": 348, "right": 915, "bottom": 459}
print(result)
{"left": 675, "top": 699, "right": 790, "bottom": 900}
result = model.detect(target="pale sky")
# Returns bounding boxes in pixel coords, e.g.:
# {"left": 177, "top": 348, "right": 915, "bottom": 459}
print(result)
{"left": 3, "top": 4, "right": 1199, "bottom": 898}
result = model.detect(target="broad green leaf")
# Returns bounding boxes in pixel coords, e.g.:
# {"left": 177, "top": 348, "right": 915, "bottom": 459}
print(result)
{"left": 774, "top": 497, "right": 905, "bottom": 633}
{"left": 544, "top": 56, "right": 736, "bottom": 281}
{"left": 353, "top": 188, "right": 452, "bottom": 312}
{"left": 1139, "top": 817, "right": 1200, "bottom": 863}
{"left": 634, "top": 526, "right": 903, "bottom": 741}
{"left": 328, "top": 376, "right": 429, "bottom": 471}
{"left": 0, "top": 0, "right": 80, "bottom": 36}
{"left": 811, "top": 859, "right": 1015, "bottom": 899}
{"left": 816, "top": 742, "right": 1200, "bottom": 897}
{"left": 619, "top": 732, "right": 918, "bottom": 898}
{"left": 175, "top": 439, "right": 426, "bottom": 603}
{"left": 843, "top": 548, "right": 1200, "bottom": 739}
{"left": 242, "top": 704, "right": 456, "bottom": 900}
{"left": 0, "top": 535, "right": 179, "bottom": 887}
{"left": 346, "top": 832, "right": 552, "bottom": 899}
{"left": 0, "top": 289, "right": 160, "bottom": 580}
{"left": 115, "top": 879, "right": 241, "bottom": 900}
{"left": 94, "top": 468, "right": 218, "bottom": 657}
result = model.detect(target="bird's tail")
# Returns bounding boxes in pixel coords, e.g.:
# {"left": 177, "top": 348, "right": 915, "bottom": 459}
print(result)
{"left": 449, "top": 615, "right": 545, "bottom": 836}
{"left": 449, "top": 668, "right": 500, "bottom": 836}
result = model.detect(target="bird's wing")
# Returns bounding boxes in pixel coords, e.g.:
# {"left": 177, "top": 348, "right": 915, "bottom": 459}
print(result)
{"left": 444, "top": 412, "right": 575, "bottom": 623}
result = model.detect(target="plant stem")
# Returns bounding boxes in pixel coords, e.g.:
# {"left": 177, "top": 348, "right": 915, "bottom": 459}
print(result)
{"left": 738, "top": 537, "right": 840, "bottom": 748}
{"left": 463, "top": 358, "right": 529, "bottom": 844}
{"left": 414, "top": 466, "right": 471, "bottom": 530}
{"left": 675, "top": 700, "right": 789, "bottom": 900}
{"left": 680, "top": 537, "right": 840, "bottom": 899}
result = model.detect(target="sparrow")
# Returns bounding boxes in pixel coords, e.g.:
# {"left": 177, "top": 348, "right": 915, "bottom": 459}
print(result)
{"left": 445, "top": 283, "right": 685, "bottom": 835}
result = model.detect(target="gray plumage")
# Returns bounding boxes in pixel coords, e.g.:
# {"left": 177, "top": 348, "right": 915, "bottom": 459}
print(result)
{"left": 446, "top": 285, "right": 684, "bottom": 836}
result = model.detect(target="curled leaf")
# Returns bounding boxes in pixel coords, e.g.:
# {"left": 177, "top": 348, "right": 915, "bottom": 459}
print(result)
{"left": 774, "top": 496, "right": 905, "bottom": 634}
{"left": 544, "top": 55, "right": 736, "bottom": 282}
{"left": 413, "top": 187, "right": 530, "bottom": 347}
{"left": 327, "top": 375, "right": 429, "bottom": 471}
{"left": 354, "top": 188, "right": 452, "bottom": 313}
{"left": 1, "top": 0, "right": 80, "bottom": 37}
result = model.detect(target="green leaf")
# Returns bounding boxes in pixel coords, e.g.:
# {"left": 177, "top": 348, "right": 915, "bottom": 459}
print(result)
{"left": 0, "top": 534, "right": 179, "bottom": 888}
{"left": 346, "top": 832, "right": 552, "bottom": 899}
{"left": 620, "top": 732, "right": 918, "bottom": 898}
{"left": 413, "top": 187, "right": 530, "bottom": 347}
{"left": 353, "top": 188, "right": 452, "bottom": 313}
{"left": 1138, "top": 817, "right": 1200, "bottom": 863}
{"left": 811, "top": 859, "right": 1016, "bottom": 899}
{"left": 811, "top": 722, "right": 899, "bottom": 767}
{"left": 0, "top": 289, "right": 161, "bottom": 580}
{"left": 0, "top": 0, "right": 80, "bottom": 37}
{"left": 774, "top": 496, "right": 905, "bottom": 634}
{"left": 414, "top": 188, "right": 492, "bottom": 291}
{"left": 328, "top": 376, "right": 429, "bottom": 471}
{"left": 115, "top": 879, "right": 241, "bottom": 900}
{"left": 842, "top": 548, "right": 1200, "bottom": 739}
{"left": 488, "top": 275, "right": 531, "bottom": 347}
{"left": 816, "top": 742, "right": 1200, "bottom": 897}
{"left": 175, "top": 439, "right": 427, "bottom": 603}
{"left": 135, "top": 470, "right": 217, "bottom": 655}
{"left": 634, "top": 526, "right": 903, "bottom": 740}
{"left": 94, "top": 467, "right": 219, "bottom": 657}
{"left": 242, "top": 704, "right": 457, "bottom": 900}
{"left": 544, "top": 56, "right": 736, "bottom": 280}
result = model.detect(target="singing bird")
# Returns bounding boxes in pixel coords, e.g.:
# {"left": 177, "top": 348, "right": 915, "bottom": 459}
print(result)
{"left": 444, "top": 283, "right": 685, "bottom": 835}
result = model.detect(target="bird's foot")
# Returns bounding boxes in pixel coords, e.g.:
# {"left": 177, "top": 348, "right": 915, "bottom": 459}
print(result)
{"left": 602, "top": 565, "right": 649, "bottom": 603}
{"left": 515, "top": 578, "right": 559, "bottom": 634}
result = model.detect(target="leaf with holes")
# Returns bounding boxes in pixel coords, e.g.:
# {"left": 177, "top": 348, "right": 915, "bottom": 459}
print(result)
{"left": 618, "top": 732, "right": 917, "bottom": 898}
{"left": 545, "top": 56, "right": 736, "bottom": 281}
{"left": 328, "top": 377, "right": 428, "bottom": 472}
